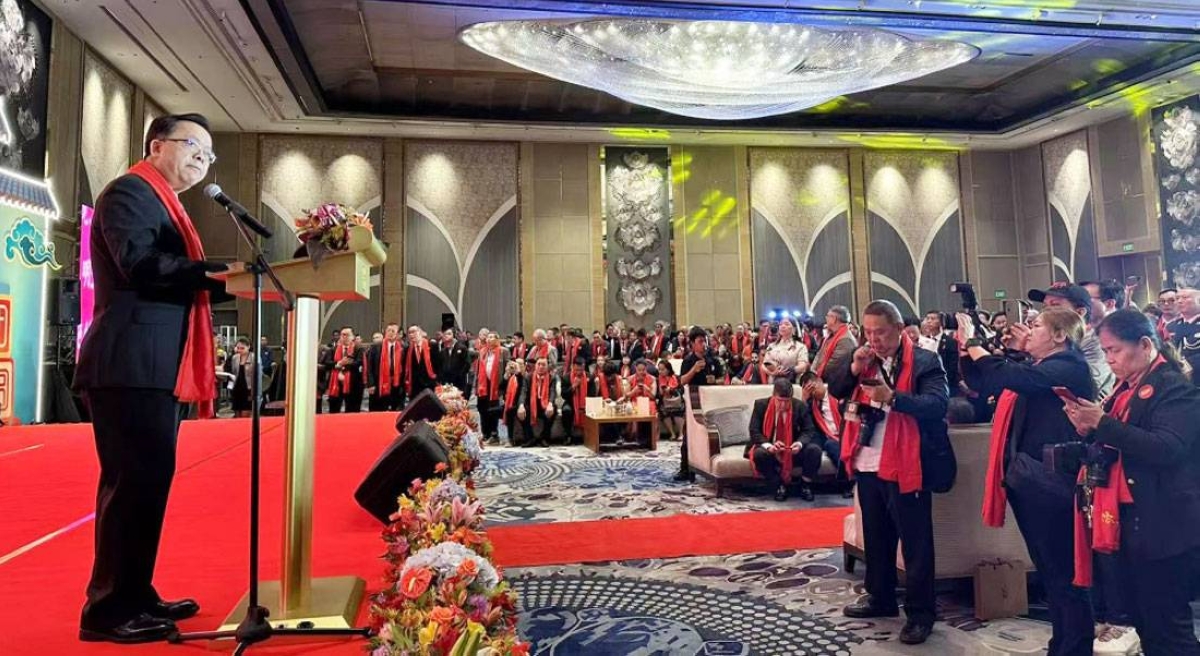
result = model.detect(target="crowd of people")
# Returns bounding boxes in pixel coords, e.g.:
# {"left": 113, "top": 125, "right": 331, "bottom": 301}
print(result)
{"left": 211, "top": 280, "right": 1200, "bottom": 652}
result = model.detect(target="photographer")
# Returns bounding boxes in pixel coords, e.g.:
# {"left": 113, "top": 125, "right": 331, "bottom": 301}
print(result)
{"left": 959, "top": 307, "right": 1095, "bottom": 656}
{"left": 1063, "top": 309, "right": 1200, "bottom": 656}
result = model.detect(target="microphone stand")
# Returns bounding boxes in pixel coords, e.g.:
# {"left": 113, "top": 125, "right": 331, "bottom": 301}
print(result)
{"left": 170, "top": 210, "right": 368, "bottom": 653}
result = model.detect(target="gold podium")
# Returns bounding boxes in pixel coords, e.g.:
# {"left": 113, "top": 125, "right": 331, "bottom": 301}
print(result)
{"left": 216, "top": 248, "right": 382, "bottom": 630}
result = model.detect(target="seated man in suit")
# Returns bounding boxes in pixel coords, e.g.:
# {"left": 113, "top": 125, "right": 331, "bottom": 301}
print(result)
{"left": 746, "top": 378, "right": 820, "bottom": 502}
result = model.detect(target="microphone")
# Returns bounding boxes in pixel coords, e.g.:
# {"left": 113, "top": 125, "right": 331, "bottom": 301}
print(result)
{"left": 204, "top": 183, "right": 272, "bottom": 238}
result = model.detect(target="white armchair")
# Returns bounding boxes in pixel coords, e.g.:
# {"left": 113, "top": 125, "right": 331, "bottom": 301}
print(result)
{"left": 684, "top": 384, "right": 838, "bottom": 496}
{"left": 842, "top": 423, "right": 1034, "bottom": 580}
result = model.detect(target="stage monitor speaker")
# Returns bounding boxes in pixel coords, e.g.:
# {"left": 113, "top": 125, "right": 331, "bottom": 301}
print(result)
{"left": 50, "top": 278, "right": 81, "bottom": 326}
{"left": 395, "top": 388, "right": 446, "bottom": 433}
{"left": 354, "top": 421, "right": 450, "bottom": 523}
{"left": 441, "top": 313, "right": 456, "bottom": 331}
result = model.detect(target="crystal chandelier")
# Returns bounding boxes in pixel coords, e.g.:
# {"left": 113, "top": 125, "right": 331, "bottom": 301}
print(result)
{"left": 459, "top": 19, "right": 979, "bottom": 120}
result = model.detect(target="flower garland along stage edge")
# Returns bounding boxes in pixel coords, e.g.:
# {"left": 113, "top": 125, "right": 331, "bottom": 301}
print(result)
{"left": 369, "top": 385, "right": 529, "bottom": 656}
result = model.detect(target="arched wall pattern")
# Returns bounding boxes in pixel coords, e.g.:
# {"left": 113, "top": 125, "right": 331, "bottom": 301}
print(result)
{"left": 257, "top": 136, "right": 384, "bottom": 340}
{"left": 864, "top": 151, "right": 965, "bottom": 318}
{"left": 748, "top": 148, "right": 854, "bottom": 319}
{"left": 1042, "top": 131, "right": 1099, "bottom": 284}
{"left": 403, "top": 141, "right": 520, "bottom": 334}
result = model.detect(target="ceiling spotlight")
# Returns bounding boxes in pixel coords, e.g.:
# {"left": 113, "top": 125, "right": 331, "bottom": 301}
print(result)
{"left": 459, "top": 19, "right": 979, "bottom": 120}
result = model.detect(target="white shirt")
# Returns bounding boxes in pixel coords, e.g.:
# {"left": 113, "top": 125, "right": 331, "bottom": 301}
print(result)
{"left": 853, "top": 356, "right": 894, "bottom": 473}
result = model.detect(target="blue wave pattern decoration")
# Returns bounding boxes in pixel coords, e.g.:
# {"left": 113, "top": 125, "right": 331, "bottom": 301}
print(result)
{"left": 4, "top": 216, "right": 60, "bottom": 270}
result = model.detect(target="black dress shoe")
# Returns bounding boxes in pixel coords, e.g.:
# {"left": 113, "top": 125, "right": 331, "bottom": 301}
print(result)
{"left": 798, "top": 485, "right": 815, "bottom": 502}
{"left": 773, "top": 485, "right": 789, "bottom": 502}
{"left": 147, "top": 598, "right": 199, "bottom": 621}
{"left": 842, "top": 600, "right": 900, "bottom": 619}
{"left": 80, "top": 614, "right": 177, "bottom": 644}
{"left": 673, "top": 470, "right": 696, "bottom": 483}
{"left": 899, "top": 622, "right": 933, "bottom": 645}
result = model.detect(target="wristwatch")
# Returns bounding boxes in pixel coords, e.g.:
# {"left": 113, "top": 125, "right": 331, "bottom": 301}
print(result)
{"left": 964, "top": 337, "right": 986, "bottom": 349}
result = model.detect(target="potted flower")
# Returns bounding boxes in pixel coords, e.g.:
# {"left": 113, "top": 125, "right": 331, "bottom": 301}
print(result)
{"left": 294, "top": 203, "right": 386, "bottom": 268}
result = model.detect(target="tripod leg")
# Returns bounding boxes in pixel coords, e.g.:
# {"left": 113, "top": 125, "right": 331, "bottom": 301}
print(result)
{"left": 233, "top": 641, "right": 250, "bottom": 656}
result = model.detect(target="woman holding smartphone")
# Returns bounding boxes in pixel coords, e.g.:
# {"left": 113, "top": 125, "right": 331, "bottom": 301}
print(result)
{"left": 958, "top": 307, "right": 1096, "bottom": 656}
{"left": 1063, "top": 309, "right": 1200, "bottom": 655}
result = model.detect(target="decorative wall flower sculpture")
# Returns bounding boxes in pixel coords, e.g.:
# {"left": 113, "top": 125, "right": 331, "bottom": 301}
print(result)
{"left": 1162, "top": 106, "right": 1198, "bottom": 171}
{"left": 607, "top": 150, "right": 669, "bottom": 316}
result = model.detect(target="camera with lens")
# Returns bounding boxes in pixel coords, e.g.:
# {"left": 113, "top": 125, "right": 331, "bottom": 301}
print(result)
{"left": 1043, "top": 441, "right": 1120, "bottom": 487}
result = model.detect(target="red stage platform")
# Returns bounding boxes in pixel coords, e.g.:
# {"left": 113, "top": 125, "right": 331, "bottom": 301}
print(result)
{"left": 0, "top": 413, "right": 400, "bottom": 655}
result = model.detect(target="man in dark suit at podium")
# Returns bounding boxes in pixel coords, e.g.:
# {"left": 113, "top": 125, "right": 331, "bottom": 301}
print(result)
{"left": 75, "top": 113, "right": 231, "bottom": 643}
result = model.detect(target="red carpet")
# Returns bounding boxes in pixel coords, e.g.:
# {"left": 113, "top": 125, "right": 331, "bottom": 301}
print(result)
{"left": 0, "top": 415, "right": 848, "bottom": 655}
{"left": 487, "top": 508, "right": 852, "bottom": 568}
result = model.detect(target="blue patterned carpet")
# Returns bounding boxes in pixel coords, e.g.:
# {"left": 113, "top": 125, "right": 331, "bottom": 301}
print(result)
{"left": 475, "top": 440, "right": 1058, "bottom": 654}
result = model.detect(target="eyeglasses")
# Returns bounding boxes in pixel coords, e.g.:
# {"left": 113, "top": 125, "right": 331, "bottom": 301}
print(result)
{"left": 160, "top": 137, "right": 217, "bottom": 165}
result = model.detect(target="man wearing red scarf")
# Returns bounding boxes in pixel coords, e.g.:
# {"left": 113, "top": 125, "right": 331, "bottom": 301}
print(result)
{"left": 827, "top": 300, "right": 956, "bottom": 646}
{"left": 645, "top": 322, "right": 668, "bottom": 360}
{"left": 517, "top": 357, "right": 557, "bottom": 447}
{"left": 321, "top": 327, "right": 363, "bottom": 413}
{"left": 529, "top": 329, "right": 558, "bottom": 368}
{"left": 559, "top": 358, "right": 589, "bottom": 445}
{"left": 364, "top": 323, "right": 406, "bottom": 412}
{"left": 404, "top": 325, "right": 438, "bottom": 396}
{"left": 509, "top": 331, "right": 529, "bottom": 361}
{"left": 75, "top": 114, "right": 230, "bottom": 643}
{"left": 746, "top": 379, "right": 820, "bottom": 502}
{"left": 813, "top": 305, "right": 856, "bottom": 383}
{"left": 474, "top": 333, "right": 508, "bottom": 444}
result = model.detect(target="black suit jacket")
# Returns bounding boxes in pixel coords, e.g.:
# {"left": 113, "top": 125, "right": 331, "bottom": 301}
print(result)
{"left": 320, "top": 342, "right": 363, "bottom": 394}
{"left": 746, "top": 397, "right": 817, "bottom": 458}
{"left": 1094, "top": 364, "right": 1200, "bottom": 561}
{"left": 434, "top": 339, "right": 470, "bottom": 389}
{"left": 76, "top": 174, "right": 230, "bottom": 391}
{"left": 828, "top": 343, "right": 957, "bottom": 493}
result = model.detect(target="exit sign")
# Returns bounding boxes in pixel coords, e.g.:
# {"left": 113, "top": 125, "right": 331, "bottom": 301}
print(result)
{"left": 994, "top": 289, "right": 1007, "bottom": 299}
{"left": 1123, "top": 242, "right": 1135, "bottom": 252}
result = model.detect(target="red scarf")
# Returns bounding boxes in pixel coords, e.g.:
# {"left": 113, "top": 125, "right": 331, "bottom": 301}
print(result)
{"left": 620, "top": 364, "right": 632, "bottom": 379}
{"left": 815, "top": 325, "right": 850, "bottom": 379}
{"left": 128, "top": 161, "right": 216, "bottom": 417}
{"left": 326, "top": 343, "right": 353, "bottom": 397}
{"left": 630, "top": 372, "right": 655, "bottom": 411}
{"left": 565, "top": 338, "right": 581, "bottom": 369}
{"left": 982, "top": 389, "right": 1020, "bottom": 527}
{"left": 597, "top": 374, "right": 615, "bottom": 400}
{"left": 476, "top": 346, "right": 502, "bottom": 399}
{"left": 571, "top": 370, "right": 587, "bottom": 427}
{"left": 811, "top": 395, "right": 842, "bottom": 439}
{"left": 512, "top": 342, "right": 528, "bottom": 360}
{"left": 839, "top": 335, "right": 924, "bottom": 493}
{"left": 373, "top": 340, "right": 403, "bottom": 395}
{"left": 405, "top": 339, "right": 436, "bottom": 394}
{"left": 731, "top": 333, "right": 750, "bottom": 358}
{"left": 757, "top": 330, "right": 771, "bottom": 351}
{"left": 1072, "top": 356, "right": 1163, "bottom": 586}
{"left": 647, "top": 333, "right": 664, "bottom": 358}
{"left": 741, "top": 363, "right": 767, "bottom": 384}
{"left": 503, "top": 374, "right": 521, "bottom": 412}
{"left": 591, "top": 339, "right": 606, "bottom": 358}
{"left": 531, "top": 342, "right": 551, "bottom": 363}
{"left": 658, "top": 373, "right": 678, "bottom": 395}
{"left": 751, "top": 396, "right": 795, "bottom": 482}
{"left": 529, "top": 371, "right": 551, "bottom": 414}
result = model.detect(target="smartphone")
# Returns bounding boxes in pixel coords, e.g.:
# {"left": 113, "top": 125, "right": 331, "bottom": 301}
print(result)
{"left": 1052, "top": 386, "right": 1080, "bottom": 404}
{"left": 860, "top": 378, "right": 883, "bottom": 388}
{"left": 1125, "top": 275, "right": 1142, "bottom": 285}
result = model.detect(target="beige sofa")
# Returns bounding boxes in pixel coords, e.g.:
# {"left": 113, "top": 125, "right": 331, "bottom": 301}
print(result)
{"left": 842, "top": 423, "right": 1034, "bottom": 580}
{"left": 684, "top": 384, "right": 838, "bottom": 496}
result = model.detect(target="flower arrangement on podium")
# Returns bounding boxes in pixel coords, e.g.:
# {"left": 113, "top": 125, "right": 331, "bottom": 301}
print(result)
{"left": 369, "top": 385, "right": 527, "bottom": 656}
{"left": 293, "top": 202, "right": 387, "bottom": 268}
